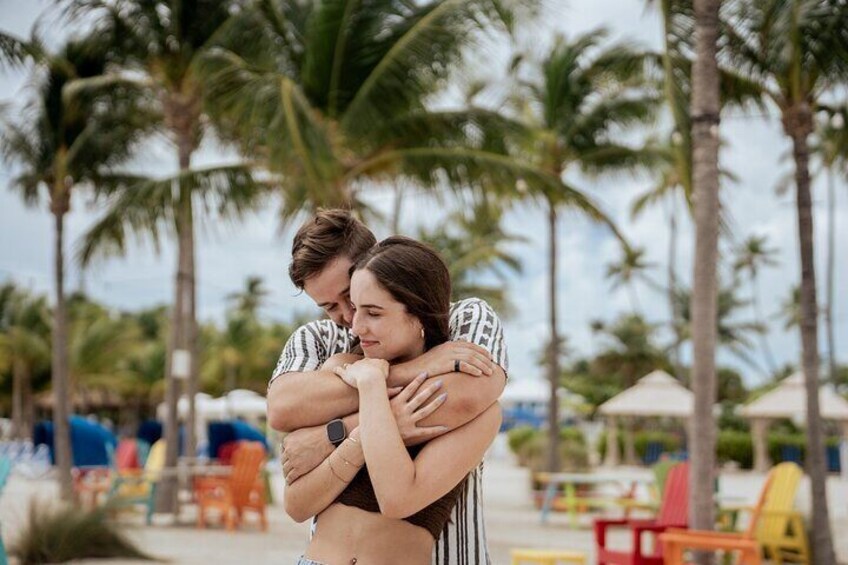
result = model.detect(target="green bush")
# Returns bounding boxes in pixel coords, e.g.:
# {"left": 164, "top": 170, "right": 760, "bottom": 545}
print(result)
{"left": 11, "top": 500, "right": 155, "bottom": 564}
{"left": 716, "top": 430, "right": 753, "bottom": 469}
{"left": 598, "top": 430, "right": 681, "bottom": 461}
{"left": 507, "top": 426, "right": 537, "bottom": 454}
{"left": 508, "top": 427, "right": 589, "bottom": 472}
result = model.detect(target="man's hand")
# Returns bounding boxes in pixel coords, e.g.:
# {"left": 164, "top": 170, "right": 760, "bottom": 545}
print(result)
{"left": 391, "top": 372, "right": 450, "bottom": 445}
{"left": 392, "top": 341, "right": 494, "bottom": 385}
{"left": 281, "top": 425, "right": 334, "bottom": 485}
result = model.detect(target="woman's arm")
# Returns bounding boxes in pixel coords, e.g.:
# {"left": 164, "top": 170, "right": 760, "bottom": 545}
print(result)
{"left": 357, "top": 370, "right": 502, "bottom": 519}
{"left": 283, "top": 435, "right": 364, "bottom": 523}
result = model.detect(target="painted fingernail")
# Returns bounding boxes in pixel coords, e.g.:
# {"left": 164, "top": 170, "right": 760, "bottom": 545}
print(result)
{"left": 434, "top": 380, "right": 443, "bottom": 389}
{"left": 417, "top": 372, "right": 428, "bottom": 380}
{"left": 438, "top": 393, "right": 447, "bottom": 402}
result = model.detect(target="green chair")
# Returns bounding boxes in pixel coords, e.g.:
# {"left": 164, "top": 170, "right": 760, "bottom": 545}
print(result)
{"left": 0, "top": 456, "right": 12, "bottom": 565}
{"left": 104, "top": 440, "right": 165, "bottom": 524}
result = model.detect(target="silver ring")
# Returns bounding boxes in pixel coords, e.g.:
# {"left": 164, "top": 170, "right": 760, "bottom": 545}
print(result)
{"left": 454, "top": 359, "right": 461, "bottom": 372}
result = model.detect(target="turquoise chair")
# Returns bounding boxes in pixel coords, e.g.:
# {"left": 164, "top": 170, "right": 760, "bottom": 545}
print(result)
{"left": 0, "top": 456, "right": 12, "bottom": 565}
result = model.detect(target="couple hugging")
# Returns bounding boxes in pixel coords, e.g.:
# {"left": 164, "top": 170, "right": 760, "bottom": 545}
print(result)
{"left": 268, "top": 209, "right": 508, "bottom": 565}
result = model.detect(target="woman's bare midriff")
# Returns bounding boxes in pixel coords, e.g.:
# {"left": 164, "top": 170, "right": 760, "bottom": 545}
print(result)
{"left": 304, "top": 503, "right": 434, "bottom": 565}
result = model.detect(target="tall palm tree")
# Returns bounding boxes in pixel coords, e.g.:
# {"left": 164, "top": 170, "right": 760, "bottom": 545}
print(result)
{"left": 722, "top": 3, "right": 848, "bottom": 559}
{"left": 733, "top": 235, "right": 780, "bottom": 375}
{"left": 419, "top": 199, "right": 524, "bottom": 317}
{"left": 0, "top": 284, "right": 51, "bottom": 440}
{"left": 604, "top": 247, "right": 661, "bottom": 313}
{"left": 813, "top": 106, "right": 848, "bottom": 386}
{"left": 689, "top": 0, "right": 722, "bottom": 545}
{"left": 508, "top": 31, "right": 658, "bottom": 472}
{"left": 198, "top": 0, "right": 564, "bottom": 221}
{"left": 66, "top": 1, "right": 269, "bottom": 508}
{"left": 0, "top": 31, "right": 153, "bottom": 499}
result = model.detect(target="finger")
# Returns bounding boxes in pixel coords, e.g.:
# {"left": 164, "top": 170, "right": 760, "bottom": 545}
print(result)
{"left": 387, "top": 386, "right": 404, "bottom": 398}
{"left": 461, "top": 351, "right": 494, "bottom": 375}
{"left": 398, "top": 372, "right": 428, "bottom": 401}
{"left": 412, "top": 392, "right": 448, "bottom": 421}
{"left": 455, "top": 359, "right": 484, "bottom": 377}
{"left": 287, "top": 467, "right": 305, "bottom": 484}
{"left": 282, "top": 460, "right": 292, "bottom": 475}
{"left": 280, "top": 451, "right": 289, "bottom": 466}
{"left": 408, "top": 380, "right": 443, "bottom": 411}
{"left": 410, "top": 425, "right": 450, "bottom": 442}
{"left": 454, "top": 341, "right": 493, "bottom": 359}
{"left": 333, "top": 366, "right": 346, "bottom": 378}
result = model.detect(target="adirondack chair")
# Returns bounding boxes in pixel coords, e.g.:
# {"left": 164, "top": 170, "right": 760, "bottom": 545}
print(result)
{"left": 104, "top": 439, "right": 166, "bottom": 524}
{"left": 659, "top": 463, "right": 804, "bottom": 565}
{"left": 593, "top": 462, "right": 689, "bottom": 565}
{"left": 195, "top": 441, "right": 267, "bottom": 531}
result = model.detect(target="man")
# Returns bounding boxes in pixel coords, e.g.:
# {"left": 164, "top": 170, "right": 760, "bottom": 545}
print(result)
{"left": 268, "top": 209, "right": 507, "bottom": 565}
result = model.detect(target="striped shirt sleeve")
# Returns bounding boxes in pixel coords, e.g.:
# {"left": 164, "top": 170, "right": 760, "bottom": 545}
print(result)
{"left": 449, "top": 298, "right": 509, "bottom": 373}
{"left": 268, "top": 320, "right": 330, "bottom": 386}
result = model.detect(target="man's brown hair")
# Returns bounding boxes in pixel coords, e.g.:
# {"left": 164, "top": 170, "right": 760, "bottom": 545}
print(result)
{"left": 352, "top": 236, "right": 451, "bottom": 351}
{"left": 289, "top": 209, "right": 377, "bottom": 289}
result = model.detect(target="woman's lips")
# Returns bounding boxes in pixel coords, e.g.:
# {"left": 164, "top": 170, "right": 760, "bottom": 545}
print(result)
{"left": 360, "top": 340, "right": 379, "bottom": 348}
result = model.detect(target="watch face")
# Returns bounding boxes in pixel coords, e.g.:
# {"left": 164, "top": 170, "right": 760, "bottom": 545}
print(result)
{"left": 327, "top": 419, "right": 346, "bottom": 444}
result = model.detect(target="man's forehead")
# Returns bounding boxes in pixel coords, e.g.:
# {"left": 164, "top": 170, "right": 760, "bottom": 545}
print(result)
{"left": 303, "top": 256, "right": 353, "bottom": 305}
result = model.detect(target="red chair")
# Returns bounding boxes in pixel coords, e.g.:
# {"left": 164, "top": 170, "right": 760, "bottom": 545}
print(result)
{"left": 593, "top": 462, "right": 689, "bottom": 565}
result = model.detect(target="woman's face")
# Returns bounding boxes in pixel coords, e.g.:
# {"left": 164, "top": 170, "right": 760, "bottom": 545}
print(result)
{"left": 349, "top": 268, "right": 425, "bottom": 363}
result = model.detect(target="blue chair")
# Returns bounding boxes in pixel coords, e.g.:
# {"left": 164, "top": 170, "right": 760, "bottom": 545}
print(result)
{"left": 826, "top": 445, "right": 840, "bottom": 473}
{"left": 643, "top": 441, "right": 665, "bottom": 465}
{"left": 780, "top": 445, "right": 803, "bottom": 465}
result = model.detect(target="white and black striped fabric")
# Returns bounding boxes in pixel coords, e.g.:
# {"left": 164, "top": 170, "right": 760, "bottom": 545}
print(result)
{"left": 270, "top": 297, "right": 507, "bottom": 565}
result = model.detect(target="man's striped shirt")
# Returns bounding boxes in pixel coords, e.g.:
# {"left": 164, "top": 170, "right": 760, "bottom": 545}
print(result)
{"left": 270, "top": 297, "right": 507, "bottom": 565}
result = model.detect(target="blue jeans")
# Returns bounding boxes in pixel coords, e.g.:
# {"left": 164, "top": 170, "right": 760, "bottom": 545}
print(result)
{"left": 296, "top": 557, "right": 326, "bottom": 565}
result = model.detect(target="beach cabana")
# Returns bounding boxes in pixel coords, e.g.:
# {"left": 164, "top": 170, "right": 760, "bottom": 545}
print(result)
{"left": 739, "top": 372, "right": 848, "bottom": 472}
{"left": 598, "top": 370, "right": 693, "bottom": 466}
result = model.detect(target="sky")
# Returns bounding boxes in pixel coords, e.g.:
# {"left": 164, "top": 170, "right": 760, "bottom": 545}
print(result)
{"left": 0, "top": 0, "right": 846, "bottom": 387}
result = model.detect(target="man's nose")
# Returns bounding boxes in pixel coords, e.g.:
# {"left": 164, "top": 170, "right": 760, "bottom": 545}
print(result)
{"left": 341, "top": 303, "right": 355, "bottom": 328}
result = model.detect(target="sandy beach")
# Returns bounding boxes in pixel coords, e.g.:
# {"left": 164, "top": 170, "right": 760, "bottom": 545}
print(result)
{"left": 2, "top": 437, "right": 847, "bottom": 564}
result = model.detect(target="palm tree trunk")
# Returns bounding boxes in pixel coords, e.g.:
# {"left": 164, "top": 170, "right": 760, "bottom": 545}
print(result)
{"left": 546, "top": 199, "right": 560, "bottom": 473}
{"left": 668, "top": 203, "right": 685, "bottom": 380}
{"left": 689, "top": 0, "right": 721, "bottom": 556}
{"left": 12, "top": 360, "right": 24, "bottom": 439}
{"left": 825, "top": 168, "right": 836, "bottom": 385}
{"left": 785, "top": 103, "right": 837, "bottom": 565}
{"left": 51, "top": 200, "right": 74, "bottom": 501}
{"left": 391, "top": 183, "right": 403, "bottom": 234}
{"left": 750, "top": 271, "right": 778, "bottom": 377}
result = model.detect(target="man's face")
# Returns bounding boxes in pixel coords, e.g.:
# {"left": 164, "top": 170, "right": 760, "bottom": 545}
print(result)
{"left": 303, "top": 256, "right": 355, "bottom": 327}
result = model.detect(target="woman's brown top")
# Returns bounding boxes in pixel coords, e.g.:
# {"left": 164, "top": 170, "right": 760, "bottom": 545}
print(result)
{"left": 335, "top": 444, "right": 467, "bottom": 539}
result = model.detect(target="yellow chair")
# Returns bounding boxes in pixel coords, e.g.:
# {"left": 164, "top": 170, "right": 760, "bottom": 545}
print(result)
{"left": 105, "top": 439, "right": 166, "bottom": 524}
{"left": 755, "top": 462, "right": 810, "bottom": 564}
{"left": 510, "top": 548, "right": 586, "bottom": 565}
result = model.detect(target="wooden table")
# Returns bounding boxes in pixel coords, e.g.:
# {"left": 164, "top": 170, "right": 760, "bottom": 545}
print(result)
{"left": 535, "top": 472, "right": 654, "bottom": 527}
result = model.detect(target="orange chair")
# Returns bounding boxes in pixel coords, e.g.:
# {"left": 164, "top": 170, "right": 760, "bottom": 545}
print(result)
{"left": 659, "top": 470, "right": 776, "bottom": 565}
{"left": 195, "top": 441, "right": 267, "bottom": 531}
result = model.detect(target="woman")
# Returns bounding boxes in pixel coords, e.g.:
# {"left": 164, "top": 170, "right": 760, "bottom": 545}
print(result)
{"left": 283, "top": 236, "right": 502, "bottom": 565}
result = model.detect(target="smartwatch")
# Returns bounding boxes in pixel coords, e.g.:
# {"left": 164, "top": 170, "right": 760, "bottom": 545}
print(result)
{"left": 326, "top": 418, "right": 346, "bottom": 447}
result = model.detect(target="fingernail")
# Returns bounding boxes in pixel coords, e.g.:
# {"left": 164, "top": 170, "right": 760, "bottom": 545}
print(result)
{"left": 417, "top": 372, "right": 428, "bottom": 380}
{"left": 434, "top": 380, "right": 443, "bottom": 389}
{"left": 438, "top": 393, "right": 447, "bottom": 402}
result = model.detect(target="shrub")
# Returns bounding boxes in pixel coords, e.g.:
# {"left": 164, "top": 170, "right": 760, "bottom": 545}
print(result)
{"left": 507, "top": 426, "right": 537, "bottom": 454}
{"left": 11, "top": 500, "right": 155, "bottom": 564}
{"left": 716, "top": 430, "right": 753, "bottom": 469}
{"left": 509, "top": 427, "right": 589, "bottom": 472}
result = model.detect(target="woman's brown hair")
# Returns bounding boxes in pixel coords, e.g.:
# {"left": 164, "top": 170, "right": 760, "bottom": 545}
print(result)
{"left": 352, "top": 236, "right": 451, "bottom": 350}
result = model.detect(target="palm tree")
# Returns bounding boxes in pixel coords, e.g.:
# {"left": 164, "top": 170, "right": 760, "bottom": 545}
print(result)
{"left": 418, "top": 199, "right": 524, "bottom": 317}
{"left": 604, "top": 247, "right": 661, "bottom": 313}
{"left": 0, "top": 284, "right": 51, "bottom": 440}
{"left": 507, "top": 31, "right": 658, "bottom": 472}
{"left": 813, "top": 106, "right": 848, "bottom": 386}
{"left": 0, "top": 31, "right": 153, "bottom": 499}
{"left": 198, "top": 0, "right": 565, "bottom": 221}
{"left": 722, "top": 3, "right": 848, "bottom": 559}
{"left": 689, "top": 0, "right": 722, "bottom": 544}
{"left": 65, "top": 0, "right": 269, "bottom": 508}
{"left": 226, "top": 276, "right": 268, "bottom": 319}
{"left": 733, "top": 235, "right": 780, "bottom": 375}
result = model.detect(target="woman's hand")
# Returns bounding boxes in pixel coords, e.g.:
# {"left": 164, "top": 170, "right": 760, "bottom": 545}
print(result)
{"left": 334, "top": 358, "right": 389, "bottom": 388}
{"left": 391, "top": 373, "right": 450, "bottom": 445}
{"left": 320, "top": 353, "right": 363, "bottom": 372}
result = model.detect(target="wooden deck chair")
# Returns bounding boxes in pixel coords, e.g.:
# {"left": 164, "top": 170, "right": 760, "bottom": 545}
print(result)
{"left": 594, "top": 462, "right": 689, "bottom": 565}
{"left": 195, "top": 441, "right": 267, "bottom": 531}
{"left": 73, "top": 439, "right": 137, "bottom": 509}
{"left": 659, "top": 468, "right": 779, "bottom": 565}
{"left": 754, "top": 462, "right": 809, "bottom": 564}
{"left": 105, "top": 439, "right": 166, "bottom": 525}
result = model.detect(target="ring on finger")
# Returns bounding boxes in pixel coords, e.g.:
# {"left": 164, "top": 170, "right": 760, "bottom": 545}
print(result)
{"left": 454, "top": 359, "right": 461, "bottom": 372}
